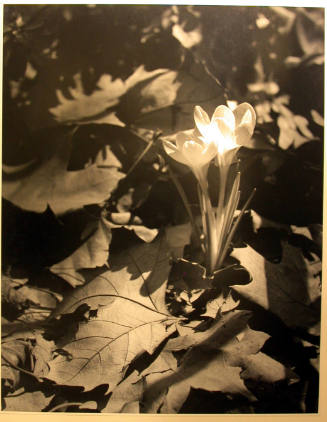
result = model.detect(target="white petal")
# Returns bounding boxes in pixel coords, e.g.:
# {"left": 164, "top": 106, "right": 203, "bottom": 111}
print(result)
{"left": 212, "top": 119, "right": 234, "bottom": 140}
{"left": 162, "top": 140, "right": 190, "bottom": 165}
{"left": 212, "top": 105, "right": 235, "bottom": 132}
{"left": 176, "top": 129, "right": 196, "bottom": 150}
{"left": 162, "top": 139, "right": 178, "bottom": 155}
{"left": 194, "top": 106, "right": 211, "bottom": 136}
{"left": 234, "top": 102, "right": 256, "bottom": 135}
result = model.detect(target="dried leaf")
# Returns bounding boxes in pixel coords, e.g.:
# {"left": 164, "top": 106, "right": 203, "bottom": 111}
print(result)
{"left": 141, "top": 351, "right": 177, "bottom": 413}
{"left": 161, "top": 325, "right": 272, "bottom": 413}
{"left": 161, "top": 349, "right": 254, "bottom": 413}
{"left": 118, "top": 70, "right": 181, "bottom": 126}
{"left": 241, "top": 352, "right": 299, "bottom": 384}
{"left": 165, "top": 223, "right": 192, "bottom": 259}
{"left": 2, "top": 276, "right": 60, "bottom": 324}
{"left": 311, "top": 109, "right": 324, "bottom": 127}
{"left": 32, "top": 334, "right": 56, "bottom": 377}
{"left": 231, "top": 243, "right": 321, "bottom": 330}
{"left": 103, "top": 371, "right": 144, "bottom": 413}
{"left": 49, "top": 66, "right": 167, "bottom": 124}
{"left": 46, "top": 238, "right": 178, "bottom": 391}
{"left": 202, "top": 290, "right": 240, "bottom": 318}
{"left": 50, "top": 217, "right": 112, "bottom": 287}
{"left": 108, "top": 212, "right": 158, "bottom": 243}
{"left": 2, "top": 136, "right": 124, "bottom": 215}
{"left": 2, "top": 339, "right": 29, "bottom": 393}
{"left": 172, "top": 23, "right": 202, "bottom": 49}
{"left": 165, "top": 310, "right": 251, "bottom": 352}
{"left": 3, "top": 388, "right": 54, "bottom": 412}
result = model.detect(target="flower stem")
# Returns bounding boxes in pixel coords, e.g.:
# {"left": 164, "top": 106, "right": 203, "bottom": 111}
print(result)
{"left": 168, "top": 165, "right": 202, "bottom": 246}
{"left": 195, "top": 169, "right": 218, "bottom": 274}
{"left": 218, "top": 188, "right": 256, "bottom": 267}
{"left": 214, "top": 160, "right": 229, "bottom": 269}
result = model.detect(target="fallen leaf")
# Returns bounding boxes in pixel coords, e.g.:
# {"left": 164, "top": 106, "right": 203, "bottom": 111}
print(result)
{"left": 46, "top": 237, "right": 178, "bottom": 391}
{"left": 2, "top": 339, "right": 29, "bottom": 393}
{"left": 3, "top": 388, "right": 54, "bottom": 412}
{"left": 161, "top": 348, "right": 255, "bottom": 413}
{"left": 141, "top": 351, "right": 177, "bottom": 413}
{"left": 1, "top": 275, "right": 60, "bottom": 324}
{"left": 172, "top": 23, "right": 202, "bottom": 49}
{"left": 32, "top": 334, "right": 56, "bottom": 377}
{"left": 241, "top": 352, "right": 299, "bottom": 384}
{"left": 165, "top": 310, "right": 252, "bottom": 352}
{"left": 128, "top": 61, "right": 225, "bottom": 135}
{"left": 50, "top": 217, "right": 112, "bottom": 287}
{"left": 49, "top": 66, "right": 167, "bottom": 124}
{"left": 141, "top": 350, "right": 177, "bottom": 378}
{"left": 121, "top": 401, "right": 140, "bottom": 413}
{"left": 231, "top": 242, "right": 321, "bottom": 330}
{"left": 2, "top": 135, "right": 124, "bottom": 214}
{"left": 311, "top": 109, "right": 324, "bottom": 127}
{"left": 119, "top": 70, "right": 181, "bottom": 124}
{"left": 160, "top": 325, "right": 273, "bottom": 413}
{"left": 108, "top": 212, "right": 158, "bottom": 243}
{"left": 202, "top": 290, "right": 240, "bottom": 318}
{"left": 165, "top": 223, "right": 192, "bottom": 259}
{"left": 103, "top": 371, "right": 144, "bottom": 413}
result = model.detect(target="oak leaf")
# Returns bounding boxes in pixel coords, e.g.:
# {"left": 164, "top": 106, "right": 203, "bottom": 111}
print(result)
{"left": 50, "top": 217, "right": 112, "bottom": 287}
{"left": 2, "top": 137, "right": 124, "bottom": 214}
{"left": 46, "top": 237, "right": 178, "bottom": 391}
{"left": 231, "top": 241, "right": 321, "bottom": 331}
{"left": 49, "top": 66, "right": 167, "bottom": 125}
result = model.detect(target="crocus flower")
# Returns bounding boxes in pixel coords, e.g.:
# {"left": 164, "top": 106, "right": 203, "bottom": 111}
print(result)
{"left": 162, "top": 128, "right": 218, "bottom": 174}
{"left": 163, "top": 102, "right": 256, "bottom": 275}
{"left": 194, "top": 103, "right": 256, "bottom": 166}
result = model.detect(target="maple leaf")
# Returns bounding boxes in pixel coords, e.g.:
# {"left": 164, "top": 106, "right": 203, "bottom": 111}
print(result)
{"left": 50, "top": 216, "right": 112, "bottom": 287}
{"left": 2, "top": 136, "right": 124, "bottom": 214}
{"left": 46, "top": 237, "right": 178, "bottom": 391}
{"left": 49, "top": 66, "right": 168, "bottom": 125}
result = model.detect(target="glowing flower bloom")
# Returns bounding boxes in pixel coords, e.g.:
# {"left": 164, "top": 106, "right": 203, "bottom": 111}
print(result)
{"left": 194, "top": 103, "right": 256, "bottom": 165}
{"left": 162, "top": 128, "right": 218, "bottom": 171}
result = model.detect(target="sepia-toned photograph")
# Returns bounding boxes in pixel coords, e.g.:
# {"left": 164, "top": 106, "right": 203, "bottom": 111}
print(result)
{"left": 1, "top": 3, "right": 324, "bottom": 414}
